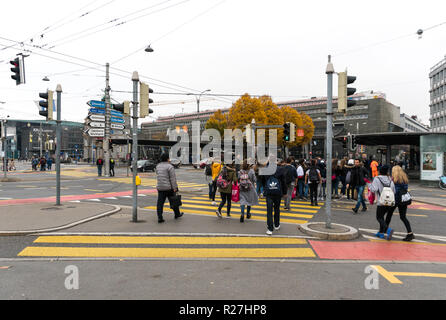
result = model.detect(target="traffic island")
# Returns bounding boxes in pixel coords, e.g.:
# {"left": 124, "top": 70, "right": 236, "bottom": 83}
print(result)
{"left": 298, "top": 222, "right": 359, "bottom": 240}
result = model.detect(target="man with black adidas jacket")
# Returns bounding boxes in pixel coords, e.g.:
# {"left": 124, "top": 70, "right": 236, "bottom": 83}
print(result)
{"left": 346, "top": 159, "right": 370, "bottom": 214}
{"left": 263, "top": 160, "right": 287, "bottom": 236}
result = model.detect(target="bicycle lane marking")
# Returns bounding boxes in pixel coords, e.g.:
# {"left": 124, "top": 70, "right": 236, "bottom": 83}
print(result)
{"left": 371, "top": 265, "right": 446, "bottom": 285}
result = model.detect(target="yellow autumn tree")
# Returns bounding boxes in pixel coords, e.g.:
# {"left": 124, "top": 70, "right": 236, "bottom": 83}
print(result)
{"left": 301, "top": 112, "right": 315, "bottom": 144}
{"left": 281, "top": 106, "right": 315, "bottom": 146}
{"left": 205, "top": 109, "right": 229, "bottom": 137}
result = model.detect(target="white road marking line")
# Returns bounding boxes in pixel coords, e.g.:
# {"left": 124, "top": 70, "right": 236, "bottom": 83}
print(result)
{"left": 86, "top": 199, "right": 101, "bottom": 202}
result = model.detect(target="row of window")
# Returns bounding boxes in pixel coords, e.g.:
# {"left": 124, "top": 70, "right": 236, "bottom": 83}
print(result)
{"left": 430, "top": 101, "right": 446, "bottom": 114}
{"left": 431, "top": 67, "right": 446, "bottom": 86}
{"left": 431, "top": 84, "right": 446, "bottom": 100}
{"left": 431, "top": 116, "right": 446, "bottom": 128}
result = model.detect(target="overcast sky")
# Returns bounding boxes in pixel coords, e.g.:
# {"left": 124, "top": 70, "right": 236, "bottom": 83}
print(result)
{"left": 1, "top": 0, "right": 445, "bottom": 125}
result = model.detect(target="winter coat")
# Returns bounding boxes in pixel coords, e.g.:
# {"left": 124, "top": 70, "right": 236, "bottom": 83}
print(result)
{"left": 217, "top": 166, "right": 237, "bottom": 194}
{"left": 156, "top": 162, "right": 178, "bottom": 191}
{"left": 349, "top": 165, "right": 369, "bottom": 187}
{"left": 369, "top": 175, "right": 396, "bottom": 206}
{"left": 394, "top": 182, "right": 409, "bottom": 206}
{"left": 211, "top": 162, "right": 222, "bottom": 181}
{"left": 238, "top": 169, "right": 259, "bottom": 206}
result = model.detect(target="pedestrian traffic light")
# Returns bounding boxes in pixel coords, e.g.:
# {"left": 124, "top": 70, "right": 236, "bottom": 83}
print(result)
{"left": 140, "top": 82, "right": 154, "bottom": 118}
{"left": 39, "top": 90, "right": 54, "bottom": 121}
{"left": 338, "top": 71, "right": 357, "bottom": 113}
{"left": 10, "top": 58, "right": 21, "bottom": 85}
{"left": 283, "top": 123, "right": 290, "bottom": 142}
{"left": 113, "top": 101, "right": 130, "bottom": 115}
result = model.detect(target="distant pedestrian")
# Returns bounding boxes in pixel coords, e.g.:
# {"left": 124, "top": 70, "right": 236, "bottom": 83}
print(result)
{"left": 370, "top": 157, "right": 379, "bottom": 179}
{"left": 204, "top": 158, "right": 214, "bottom": 201}
{"left": 284, "top": 157, "right": 297, "bottom": 210}
{"left": 40, "top": 157, "right": 46, "bottom": 171}
{"left": 47, "top": 157, "right": 53, "bottom": 171}
{"left": 391, "top": 165, "right": 414, "bottom": 241}
{"left": 238, "top": 160, "right": 259, "bottom": 222}
{"left": 96, "top": 158, "right": 104, "bottom": 176}
{"left": 296, "top": 159, "right": 306, "bottom": 200}
{"left": 344, "top": 159, "right": 355, "bottom": 200}
{"left": 216, "top": 163, "right": 237, "bottom": 218}
{"left": 305, "top": 159, "right": 322, "bottom": 206}
{"left": 347, "top": 159, "right": 369, "bottom": 214}
{"left": 8, "top": 159, "right": 16, "bottom": 171}
{"left": 317, "top": 159, "right": 326, "bottom": 201}
{"left": 369, "top": 165, "right": 396, "bottom": 240}
{"left": 110, "top": 158, "right": 115, "bottom": 177}
{"left": 210, "top": 159, "right": 222, "bottom": 205}
{"left": 155, "top": 153, "right": 184, "bottom": 223}
{"left": 263, "top": 159, "right": 287, "bottom": 235}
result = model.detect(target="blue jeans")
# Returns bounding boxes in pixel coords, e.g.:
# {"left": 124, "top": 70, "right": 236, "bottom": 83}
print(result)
{"left": 256, "top": 181, "right": 264, "bottom": 195}
{"left": 332, "top": 177, "right": 339, "bottom": 196}
{"left": 304, "top": 184, "right": 309, "bottom": 197}
{"left": 298, "top": 179, "right": 305, "bottom": 198}
{"left": 354, "top": 185, "right": 367, "bottom": 210}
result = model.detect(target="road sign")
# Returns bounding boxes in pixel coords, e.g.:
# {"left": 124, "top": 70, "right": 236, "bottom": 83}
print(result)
{"left": 87, "top": 100, "right": 106, "bottom": 109}
{"left": 89, "top": 108, "right": 105, "bottom": 115}
{"left": 89, "top": 122, "right": 105, "bottom": 128}
{"left": 110, "top": 130, "right": 124, "bottom": 135}
{"left": 111, "top": 117, "right": 125, "bottom": 124}
{"left": 111, "top": 123, "right": 125, "bottom": 130}
{"left": 111, "top": 110, "right": 124, "bottom": 118}
{"left": 88, "top": 114, "right": 105, "bottom": 122}
{"left": 87, "top": 128, "right": 105, "bottom": 137}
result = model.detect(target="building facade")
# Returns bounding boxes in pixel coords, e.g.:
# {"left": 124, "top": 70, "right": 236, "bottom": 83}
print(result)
{"left": 429, "top": 56, "right": 446, "bottom": 132}
{"left": 400, "top": 114, "right": 430, "bottom": 133}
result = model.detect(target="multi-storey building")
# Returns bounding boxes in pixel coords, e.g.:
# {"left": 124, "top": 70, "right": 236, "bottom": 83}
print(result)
{"left": 429, "top": 56, "right": 446, "bottom": 132}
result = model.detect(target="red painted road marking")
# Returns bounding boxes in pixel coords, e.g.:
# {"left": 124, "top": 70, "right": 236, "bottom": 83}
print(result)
{"left": 410, "top": 201, "right": 446, "bottom": 212}
{"left": 309, "top": 240, "right": 446, "bottom": 263}
{"left": 0, "top": 189, "right": 157, "bottom": 206}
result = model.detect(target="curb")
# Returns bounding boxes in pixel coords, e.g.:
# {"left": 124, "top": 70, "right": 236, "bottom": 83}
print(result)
{"left": 298, "top": 222, "right": 359, "bottom": 241}
{"left": 0, "top": 204, "right": 121, "bottom": 236}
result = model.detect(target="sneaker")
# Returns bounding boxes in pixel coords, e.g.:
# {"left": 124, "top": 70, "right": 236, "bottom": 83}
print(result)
{"left": 174, "top": 212, "right": 184, "bottom": 219}
{"left": 212, "top": 201, "right": 217, "bottom": 206}
{"left": 375, "top": 232, "right": 385, "bottom": 239}
{"left": 352, "top": 207, "right": 359, "bottom": 214}
{"left": 361, "top": 207, "right": 368, "bottom": 212}
{"left": 386, "top": 228, "right": 394, "bottom": 241}
{"left": 158, "top": 219, "right": 165, "bottom": 223}
{"left": 247, "top": 212, "right": 251, "bottom": 219}
{"left": 266, "top": 229, "right": 273, "bottom": 236}
{"left": 216, "top": 210, "right": 222, "bottom": 219}
{"left": 227, "top": 213, "right": 231, "bottom": 217}
{"left": 274, "top": 225, "right": 281, "bottom": 231}
{"left": 403, "top": 233, "right": 415, "bottom": 242}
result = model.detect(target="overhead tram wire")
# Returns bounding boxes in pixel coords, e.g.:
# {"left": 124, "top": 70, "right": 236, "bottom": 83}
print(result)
{"left": 41, "top": 0, "right": 187, "bottom": 49}
{"left": 111, "top": 0, "right": 227, "bottom": 65}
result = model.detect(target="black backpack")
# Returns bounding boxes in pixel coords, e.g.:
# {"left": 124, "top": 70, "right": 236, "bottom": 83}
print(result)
{"left": 205, "top": 164, "right": 212, "bottom": 176}
{"left": 309, "top": 167, "right": 319, "bottom": 182}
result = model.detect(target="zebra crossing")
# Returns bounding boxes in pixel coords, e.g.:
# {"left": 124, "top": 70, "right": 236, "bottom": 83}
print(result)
{"left": 144, "top": 195, "right": 322, "bottom": 226}
{"left": 17, "top": 235, "right": 317, "bottom": 259}
{"left": 99, "top": 177, "right": 207, "bottom": 189}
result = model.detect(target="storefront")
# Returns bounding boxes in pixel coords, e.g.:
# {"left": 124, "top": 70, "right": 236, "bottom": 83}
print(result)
{"left": 420, "top": 134, "right": 446, "bottom": 181}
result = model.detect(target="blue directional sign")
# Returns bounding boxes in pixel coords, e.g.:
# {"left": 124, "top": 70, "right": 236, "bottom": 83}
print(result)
{"left": 111, "top": 110, "right": 124, "bottom": 118}
{"left": 111, "top": 117, "right": 125, "bottom": 124}
{"left": 87, "top": 100, "right": 106, "bottom": 109}
{"left": 89, "top": 108, "right": 105, "bottom": 115}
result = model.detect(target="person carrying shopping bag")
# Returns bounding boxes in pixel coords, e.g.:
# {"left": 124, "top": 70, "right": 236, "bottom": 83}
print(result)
{"left": 238, "top": 160, "right": 259, "bottom": 223}
{"left": 216, "top": 162, "right": 237, "bottom": 218}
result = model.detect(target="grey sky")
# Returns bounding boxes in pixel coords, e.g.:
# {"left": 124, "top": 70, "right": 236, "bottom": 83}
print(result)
{"left": 1, "top": 0, "right": 445, "bottom": 125}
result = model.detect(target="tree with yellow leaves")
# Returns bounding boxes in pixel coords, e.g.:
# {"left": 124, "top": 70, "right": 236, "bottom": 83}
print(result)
{"left": 204, "top": 109, "right": 228, "bottom": 137}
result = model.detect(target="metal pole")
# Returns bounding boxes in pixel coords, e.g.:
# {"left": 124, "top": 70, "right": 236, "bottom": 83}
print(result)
{"left": 325, "top": 55, "right": 334, "bottom": 229}
{"left": 104, "top": 63, "right": 111, "bottom": 177}
{"left": 132, "top": 72, "right": 139, "bottom": 222}
{"left": 2, "top": 120, "right": 6, "bottom": 179}
{"left": 56, "top": 85, "right": 62, "bottom": 206}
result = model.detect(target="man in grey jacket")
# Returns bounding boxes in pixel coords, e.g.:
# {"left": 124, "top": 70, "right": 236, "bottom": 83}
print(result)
{"left": 369, "top": 166, "right": 395, "bottom": 240}
{"left": 156, "top": 153, "right": 183, "bottom": 223}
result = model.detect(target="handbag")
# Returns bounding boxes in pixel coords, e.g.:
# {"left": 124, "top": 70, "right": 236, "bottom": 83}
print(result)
{"left": 292, "top": 187, "right": 297, "bottom": 200}
{"left": 231, "top": 183, "right": 240, "bottom": 202}
{"left": 168, "top": 192, "right": 182, "bottom": 209}
{"left": 400, "top": 190, "right": 412, "bottom": 206}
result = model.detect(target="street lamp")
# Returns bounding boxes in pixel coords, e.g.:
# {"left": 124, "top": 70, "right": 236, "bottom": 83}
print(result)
{"left": 145, "top": 45, "right": 154, "bottom": 53}
{"left": 188, "top": 89, "right": 211, "bottom": 114}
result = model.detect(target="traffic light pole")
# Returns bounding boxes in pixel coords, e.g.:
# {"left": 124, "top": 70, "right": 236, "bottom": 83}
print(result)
{"left": 104, "top": 63, "right": 111, "bottom": 178}
{"left": 131, "top": 72, "right": 139, "bottom": 223}
{"left": 2, "top": 120, "right": 7, "bottom": 180}
{"left": 56, "top": 85, "right": 62, "bottom": 206}
{"left": 325, "top": 55, "right": 334, "bottom": 229}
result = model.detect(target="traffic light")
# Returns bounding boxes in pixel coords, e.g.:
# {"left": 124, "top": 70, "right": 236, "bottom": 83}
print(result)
{"left": 39, "top": 90, "right": 54, "bottom": 121}
{"left": 338, "top": 71, "right": 357, "bottom": 113}
{"left": 140, "top": 82, "right": 154, "bottom": 118}
{"left": 113, "top": 101, "right": 130, "bottom": 115}
{"left": 349, "top": 134, "right": 357, "bottom": 151}
{"left": 10, "top": 58, "right": 21, "bottom": 85}
{"left": 289, "top": 122, "right": 296, "bottom": 143}
{"left": 283, "top": 123, "right": 290, "bottom": 142}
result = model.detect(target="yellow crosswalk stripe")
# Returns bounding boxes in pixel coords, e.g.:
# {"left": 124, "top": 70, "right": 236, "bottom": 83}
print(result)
{"left": 33, "top": 236, "right": 308, "bottom": 245}
{"left": 143, "top": 206, "right": 309, "bottom": 225}
{"left": 99, "top": 177, "right": 206, "bottom": 188}
{"left": 18, "top": 246, "right": 316, "bottom": 258}
{"left": 191, "top": 196, "right": 324, "bottom": 206}
{"left": 186, "top": 198, "right": 319, "bottom": 211}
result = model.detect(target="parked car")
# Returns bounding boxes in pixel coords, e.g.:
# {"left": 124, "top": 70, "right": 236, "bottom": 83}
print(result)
{"left": 131, "top": 160, "right": 156, "bottom": 172}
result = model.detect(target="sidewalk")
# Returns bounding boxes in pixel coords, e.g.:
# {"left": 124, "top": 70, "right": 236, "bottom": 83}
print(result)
{"left": 0, "top": 202, "right": 120, "bottom": 236}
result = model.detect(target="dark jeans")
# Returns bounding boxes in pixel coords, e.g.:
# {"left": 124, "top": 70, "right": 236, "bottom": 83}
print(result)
{"left": 354, "top": 185, "right": 367, "bottom": 210}
{"left": 210, "top": 180, "right": 217, "bottom": 201}
{"left": 395, "top": 204, "right": 412, "bottom": 233}
{"left": 298, "top": 179, "right": 305, "bottom": 198}
{"left": 218, "top": 192, "right": 232, "bottom": 215}
{"left": 346, "top": 186, "right": 354, "bottom": 199}
{"left": 266, "top": 196, "right": 281, "bottom": 231}
{"left": 340, "top": 176, "right": 346, "bottom": 195}
{"left": 309, "top": 182, "right": 318, "bottom": 204}
{"left": 110, "top": 167, "right": 115, "bottom": 177}
{"left": 376, "top": 205, "right": 394, "bottom": 234}
{"left": 97, "top": 165, "right": 103, "bottom": 176}
{"left": 157, "top": 190, "right": 181, "bottom": 220}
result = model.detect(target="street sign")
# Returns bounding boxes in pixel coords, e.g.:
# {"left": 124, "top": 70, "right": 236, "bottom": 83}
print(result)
{"left": 110, "top": 130, "right": 124, "bottom": 135}
{"left": 111, "top": 123, "right": 125, "bottom": 130}
{"left": 111, "top": 117, "right": 125, "bottom": 124}
{"left": 88, "top": 114, "right": 105, "bottom": 122}
{"left": 87, "top": 128, "right": 105, "bottom": 137}
{"left": 89, "top": 108, "right": 105, "bottom": 115}
{"left": 87, "top": 100, "right": 106, "bottom": 109}
{"left": 111, "top": 110, "right": 124, "bottom": 118}
{"left": 89, "top": 122, "right": 105, "bottom": 128}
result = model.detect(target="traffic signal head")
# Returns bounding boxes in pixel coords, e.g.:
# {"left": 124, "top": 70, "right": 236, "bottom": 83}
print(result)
{"left": 338, "top": 72, "right": 357, "bottom": 113}
{"left": 140, "top": 82, "right": 154, "bottom": 118}
{"left": 39, "top": 90, "right": 54, "bottom": 121}
{"left": 283, "top": 123, "right": 290, "bottom": 142}
{"left": 10, "top": 58, "right": 21, "bottom": 85}
{"left": 113, "top": 101, "right": 131, "bottom": 115}
{"left": 289, "top": 122, "right": 296, "bottom": 142}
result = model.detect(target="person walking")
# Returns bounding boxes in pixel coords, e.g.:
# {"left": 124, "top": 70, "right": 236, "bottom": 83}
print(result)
{"left": 392, "top": 165, "right": 415, "bottom": 241}
{"left": 347, "top": 159, "right": 369, "bottom": 214}
{"left": 332, "top": 159, "right": 341, "bottom": 199}
{"left": 254, "top": 162, "right": 265, "bottom": 198}
{"left": 155, "top": 153, "right": 184, "bottom": 223}
{"left": 263, "top": 159, "right": 287, "bottom": 235}
{"left": 210, "top": 159, "right": 222, "bottom": 205}
{"left": 296, "top": 159, "right": 306, "bottom": 200}
{"left": 46, "top": 156, "right": 53, "bottom": 171}
{"left": 317, "top": 159, "right": 327, "bottom": 201}
{"left": 305, "top": 159, "right": 322, "bottom": 206}
{"left": 370, "top": 157, "right": 379, "bottom": 179}
{"left": 8, "top": 159, "right": 16, "bottom": 171}
{"left": 284, "top": 157, "right": 298, "bottom": 210}
{"left": 339, "top": 159, "right": 347, "bottom": 198}
{"left": 369, "top": 165, "right": 395, "bottom": 240}
{"left": 216, "top": 163, "right": 237, "bottom": 218}
{"left": 109, "top": 158, "right": 115, "bottom": 177}
{"left": 204, "top": 158, "right": 214, "bottom": 201}
{"left": 96, "top": 158, "right": 104, "bottom": 176}
{"left": 40, "top": 157, "right": 46, "bottom": 171}
{"left": 238, "top": 160, "right": 259, "bottom": 222}
{"left": 344, "top": 159, "right": 355, "bottom": 201}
